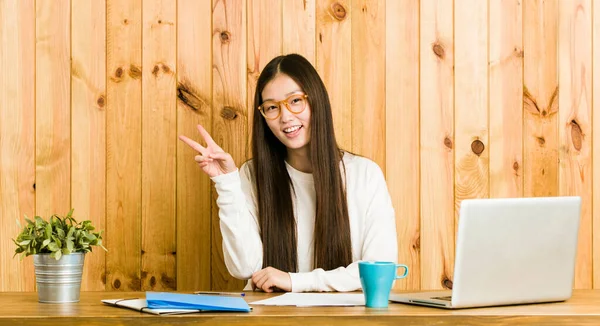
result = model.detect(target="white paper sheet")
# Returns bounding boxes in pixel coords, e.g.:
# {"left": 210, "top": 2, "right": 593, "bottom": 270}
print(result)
{"left": 102, "top": 299, "right": 201, "bottom": 315}
{"left": 249, "top": 293, "right": 365, "bottom": 307}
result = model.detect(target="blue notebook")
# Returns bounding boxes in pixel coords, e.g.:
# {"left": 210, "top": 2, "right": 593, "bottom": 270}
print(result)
{"left": 146, "top": 292, "right": 251, "bottom": 312}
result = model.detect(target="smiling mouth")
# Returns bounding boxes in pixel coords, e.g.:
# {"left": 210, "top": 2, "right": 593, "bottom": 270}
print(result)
{"left": 283, "top": 126, "right": 302, "bottom": 133}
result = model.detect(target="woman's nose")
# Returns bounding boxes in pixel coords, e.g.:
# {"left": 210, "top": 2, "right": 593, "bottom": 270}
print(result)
{"left": 279, "top": 103, "right": 294, "bottom": 121}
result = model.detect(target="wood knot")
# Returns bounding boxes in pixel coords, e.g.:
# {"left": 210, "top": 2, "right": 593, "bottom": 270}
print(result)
{"left": 161, "top": 273, "right": 177, "bottom": 289}
{"left": 514, "top": 47, "right": 524, "bottom": 58}
{"left": 523, "top": 86, "right": 541, "bottom": 115}
{"left": 171, "top": 251, "right": 176, "bottom": 255}
{"left": 542, "top": 110, "right": 547, "bottom": 116}
{"left": 471, "top": 139, "right": 485, "bottom": 156}
{"left": 432, "top": 43, "right": 445, "bottom": 59}
{"left": 101, "top": 272, "right": 107, "bottom": 285}
{"left": 141, "top": 249, "right": 146, "bottom": 255}
{"left": 330, "top": 2, "right": 347, "bottom": 21}
{"left": 113, "top": 279, "right": 121, "bottom": 289}
{"left": 220, "top": 31, "right": 231, "bottom": 43}
{"left": 443, "top": 137, "right": 453, "bottom": 149}
{"left": 33, "top": 183, "right": 36, "bottom": 190}
{"left": 130, "top": 277, "right": 142, "bottom": 290}
{"left": 150, "top": 276, "right": 157, "bottom": 287}
{"left": 570, "top": 120, "right": 582, "bottom": 151}
{"left": 221, "top": 107, "right": 238, "bottom": 120}
{"left": 177, "top": 82, "right": 206, "bottom": 111}
{"left": 536, "top": 136, "right": 545, "bottom": 146}
{"left": 129, "top": 64, "right": 142, "bottom": 79}
{"left": 412, "top": 235, "right": 420, "bottom": 251}
{"left": 150, "top": 63, "right": 172, "bottom": 77}
{"left": 513, "top": 161, "right": 519, "bottom": 171}
{"left": 443, "top": 278, "right": 453, "bottom": 289}
{"left": 115, "top": 67, "right": 124, "bottom": 78}
{"left": 123, "top": 19, "right": 128, "bottom": 25}
{"left": 158, "top": 19, "right": 162, "bottom": 24}
{"left": 97, "top": 95, "right": 106, "bottom": 108}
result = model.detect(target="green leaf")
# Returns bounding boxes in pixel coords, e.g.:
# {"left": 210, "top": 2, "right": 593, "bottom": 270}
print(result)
{"left": 56, "top": 228, "right": 65, "bottom": 239}
{"left": 24, "top": 217, "right": 34, "bottom": 226}
{"left": 18, "top": 240, "right": 31, "bottom": 246}
{"left": 41, "top": 239, "right": 51, "bottom": 249}
{"left": 83, "top": 221, "right": 95, "bottom": 231}
{"left": 47, "top": 242, "right": 59, "bottom": 252}
{"left": 97, "top": 240, "right": 108, "bottom": 252}
{"left": 34, "top": 216, "right": 44, "bottom": 228}
{"left": 45, "top": 223, "right": 52, "bottom": 239}
{"left": 66, "top": 239, "right": 74, "bottom": 252}
{"left": 51, "top": 250, "right": 62, "bottom": 260}
{"left": 51, "top": 235, "right": 62, "bottom": 249}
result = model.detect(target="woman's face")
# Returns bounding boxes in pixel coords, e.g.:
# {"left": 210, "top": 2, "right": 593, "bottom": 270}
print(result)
{"left": 260, "top": 74, "right": 311, "bottom": 152}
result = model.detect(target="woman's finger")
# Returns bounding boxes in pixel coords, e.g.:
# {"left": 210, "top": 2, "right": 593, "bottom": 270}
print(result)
{"left": 197, "top": 124, "right": 220, "bottom": 149}
{"left": 179, "top": 135, "right": 208, "bottom": 155}
{"left": 194, "top": 155, "right": 213, "bottom": 163}
{"left": 208, "top": 152, "right": 231, "bottom": 161}
{"left": 253, "top": 273, "right": 269, "bottom": 291}
{"left": 260, "top": 278, "right": 275, "bottom": 293}
{"left": 252, "top": 271, "right": 265, "bottom": 287}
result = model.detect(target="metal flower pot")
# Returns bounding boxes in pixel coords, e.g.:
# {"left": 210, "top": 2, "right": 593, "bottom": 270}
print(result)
{"left": 33, "top": 253, "right": 85, "bottom": 303}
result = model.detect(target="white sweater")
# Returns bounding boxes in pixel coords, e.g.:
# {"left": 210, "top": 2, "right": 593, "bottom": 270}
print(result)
{"left": 210, "top": 152, "right": 398, "bottom": 292}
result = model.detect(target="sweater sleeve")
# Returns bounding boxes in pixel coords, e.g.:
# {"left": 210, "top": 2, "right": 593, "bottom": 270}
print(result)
{"left": 210, "top": 163, "right": 263, "bottom": 279}
{"left": 288, "top": 161, "right": 399, "bottom": 292}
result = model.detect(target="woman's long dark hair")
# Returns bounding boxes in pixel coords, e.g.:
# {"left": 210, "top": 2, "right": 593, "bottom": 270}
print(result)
{"left": 251, "top": 54, "right": 352, "bottom": 272}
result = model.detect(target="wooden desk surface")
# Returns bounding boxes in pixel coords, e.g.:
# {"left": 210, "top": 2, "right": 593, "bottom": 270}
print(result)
{"left": 1, "top": 290, "right": 600, "bottom": 325}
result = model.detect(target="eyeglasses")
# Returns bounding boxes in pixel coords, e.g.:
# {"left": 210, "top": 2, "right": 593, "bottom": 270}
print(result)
{"left": 258, "top": 93, "right": 309, "bottom": 120}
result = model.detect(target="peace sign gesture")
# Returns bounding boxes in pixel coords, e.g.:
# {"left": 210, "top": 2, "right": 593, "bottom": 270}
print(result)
{"left": 179, "top": 125, "right": 238, "bottom": 177}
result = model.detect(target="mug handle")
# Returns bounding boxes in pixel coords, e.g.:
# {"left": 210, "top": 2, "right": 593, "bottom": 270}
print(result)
{"left": 395, "top": 264, "right": 409, "bottom": 279}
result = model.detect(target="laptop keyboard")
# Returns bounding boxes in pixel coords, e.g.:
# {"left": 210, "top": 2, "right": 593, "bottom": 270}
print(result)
{"left": 432, "top": 296, "right": 452, "bottom": 301}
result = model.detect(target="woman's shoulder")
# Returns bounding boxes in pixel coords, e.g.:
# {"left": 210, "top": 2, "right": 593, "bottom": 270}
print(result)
{"left": 342, "top": 151, "right": 383, "bottom": 174}
{"left": 240, "top": 159, "right": 253, "bottom": 171}
{"left": 239, "top": 159, "right": 255, "bottom": 181}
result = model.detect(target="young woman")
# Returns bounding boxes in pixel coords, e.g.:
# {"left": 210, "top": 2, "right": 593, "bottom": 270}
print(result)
{"left": 179, "top": 54, "right": 398, "bottom": 293}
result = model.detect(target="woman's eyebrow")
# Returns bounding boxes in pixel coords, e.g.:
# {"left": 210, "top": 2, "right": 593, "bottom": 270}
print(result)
{"left": 262, "top": 90, "right": 303, "bottom": 102}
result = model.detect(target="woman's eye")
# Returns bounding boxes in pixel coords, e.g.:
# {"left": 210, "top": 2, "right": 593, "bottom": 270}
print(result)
{"left": 266, "top": 105, "right": 278, "bottom": 111}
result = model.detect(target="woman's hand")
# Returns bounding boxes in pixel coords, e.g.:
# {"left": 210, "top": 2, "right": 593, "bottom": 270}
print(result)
{"left": 179, "top": 124, "right": 237, "bottom": 177}
{"left": 251, "top": 267, "right": 292, "bottom": 293}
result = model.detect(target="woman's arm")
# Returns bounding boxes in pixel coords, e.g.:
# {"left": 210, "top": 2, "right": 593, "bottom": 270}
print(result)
{"left": 211, "top": 164, "right": 263, "bottom": 279}
{"left": 179, "top": 125, "right": 263, "bottom": 280}
{"left": 211, "top": 163, "right": 263, "bottom": 279}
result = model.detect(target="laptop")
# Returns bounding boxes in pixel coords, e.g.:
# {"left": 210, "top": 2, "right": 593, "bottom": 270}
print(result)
{"left": 390, "top": 196, "right": 581, "bottom": 309}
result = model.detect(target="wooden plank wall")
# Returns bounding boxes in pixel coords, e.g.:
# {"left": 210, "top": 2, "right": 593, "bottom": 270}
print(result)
{"left": 71, "top": 0, "right": 106, "bottom": 291}
{"left": 1, "top": 0, "right": 600, "bottom": 292}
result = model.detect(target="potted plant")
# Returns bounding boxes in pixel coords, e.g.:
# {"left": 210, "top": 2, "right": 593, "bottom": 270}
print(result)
{"left": 13, "top": 209, "right": 107, "bottom": 303}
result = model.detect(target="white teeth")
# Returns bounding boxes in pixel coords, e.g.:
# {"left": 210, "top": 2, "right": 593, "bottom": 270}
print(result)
{"left": 283, "top": 126, "right": 301, "bottom": 133}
